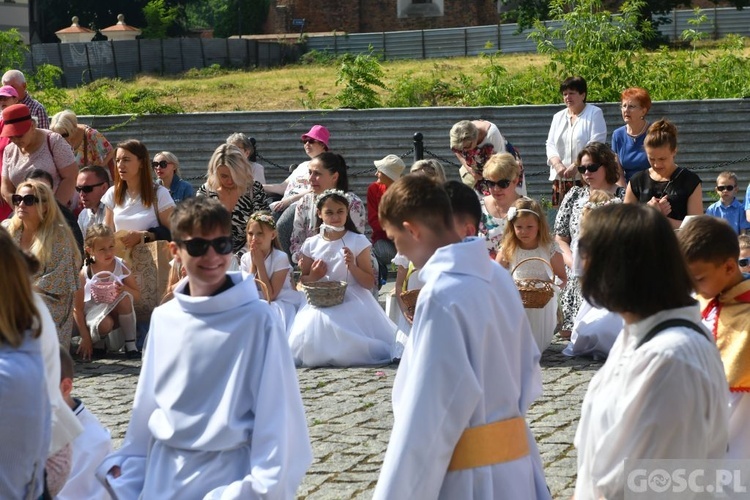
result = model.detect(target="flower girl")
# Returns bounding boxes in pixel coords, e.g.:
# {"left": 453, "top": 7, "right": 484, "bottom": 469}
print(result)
{"left": 288, "top": 190, "right": 399, "bottom": 366}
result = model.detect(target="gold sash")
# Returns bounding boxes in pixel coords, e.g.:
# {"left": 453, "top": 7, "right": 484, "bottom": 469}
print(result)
{"left": 448, "top": 417, "right": 530, "bottom": 471}
{"left": 699, "top": 279, "right": 750, "bottom": 392}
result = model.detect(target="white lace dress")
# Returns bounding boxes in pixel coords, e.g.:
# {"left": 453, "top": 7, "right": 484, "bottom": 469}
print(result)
{"left": 288, "top": 231, "right": 399, "bottom": 367}
{"left": 508, "top": 243, "right": 560, "bottom": 352}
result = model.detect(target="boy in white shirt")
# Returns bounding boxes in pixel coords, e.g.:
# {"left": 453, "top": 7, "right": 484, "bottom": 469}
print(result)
{"left": 97, "top": 197, "right": 311, "bottom": 499}
{"left": 375, "top": 175, "right": 550, "bottom": 499}
{"left": 57, "top": 347, "right": 112, "bottom": 500}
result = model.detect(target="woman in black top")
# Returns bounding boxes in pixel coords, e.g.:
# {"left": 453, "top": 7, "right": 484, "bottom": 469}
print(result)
{"left": 624, "top": 119, "right": 702, "bottom": 228}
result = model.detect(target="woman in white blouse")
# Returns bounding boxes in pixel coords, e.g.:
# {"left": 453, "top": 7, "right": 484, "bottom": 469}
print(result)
{"left": 573, "top": 203, "right": 729, "bottom": 500}
{"left": 102, "top": 139, "right": 175, "bottom": 246}
{"left": 545, "top": 76, "right": 607, "bottom": 207}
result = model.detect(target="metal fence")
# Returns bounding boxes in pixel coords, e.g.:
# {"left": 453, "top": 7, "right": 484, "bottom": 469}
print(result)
{"left": 82, "top": 99, "right": 750, "bottom": 207}
{"left": 306, "top": 7, "right": 750, "bottom": 59}
{"left": 23, "top": 38, "right": 303, "bottom": 88}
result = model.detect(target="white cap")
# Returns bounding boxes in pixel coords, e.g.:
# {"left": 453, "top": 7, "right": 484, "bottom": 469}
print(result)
{"left": 374, "top": 154, "right": 405, "bottom": 181}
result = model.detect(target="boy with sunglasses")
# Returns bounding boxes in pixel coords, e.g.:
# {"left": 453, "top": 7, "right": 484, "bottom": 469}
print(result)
{"left": 97, "top": 197, "right": 311, "bottom": 498}
{"left": 678, "top": 215, "right": 750, "bottom": 459}
{"left": 706, "top": 171, "right": 750, "bottom": 234}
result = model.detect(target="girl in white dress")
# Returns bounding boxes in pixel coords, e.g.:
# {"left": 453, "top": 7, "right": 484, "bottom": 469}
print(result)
{"left": 73, "top": 224, "right": 140, "bottom": 359}
{"left": 240, "top": 211, "right": 301, "bottom": 333}
{"left": 288, "top": 190, "right": 398, "bottom": 367}
{"left": 498, "top": 198, "right": 566, "bottom": 352}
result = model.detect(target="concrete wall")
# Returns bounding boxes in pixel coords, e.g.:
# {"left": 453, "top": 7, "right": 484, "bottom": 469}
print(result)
{"left": 83, "top": 99, "right": 750, "bottom": 207}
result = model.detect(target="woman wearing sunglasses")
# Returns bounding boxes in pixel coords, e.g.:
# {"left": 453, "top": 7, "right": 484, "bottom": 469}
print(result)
{"left": 624, "top": 119, "right": 703, "bottom": 229}
{"left": 152, "top": 151, "right": 194, "bottom": 204}
{"left": 2, "top": 180, "right": 81, "bottom": 349}
{"left": 554, "top": 142, "right": 624, "bottom": 339}
{"left": 478, "top": 152, "right": 523, "bottom": 258}
{"left": 263, "top": 125, "right": 330, "bottom": 258}
{"left": 0, "top": 104, "right": 78, "bottom": 209}
{"left": 102, "top": 139, "right": 175, "bottom": 249}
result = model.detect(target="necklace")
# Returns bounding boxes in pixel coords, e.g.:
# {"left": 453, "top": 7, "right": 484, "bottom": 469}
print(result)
{"left": 627, "top": 121, "right": 648, "bottom": 143}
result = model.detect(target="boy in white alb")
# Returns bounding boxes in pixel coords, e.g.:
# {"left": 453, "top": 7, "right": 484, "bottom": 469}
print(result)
{"left": 96, "top": 197, "right": 312, "bottom": 499}
{"left": 375, "top": 175, "right": 550, "bottom": 499}
{"left": 57, "top": 346, "right": 112, "bottom": 500}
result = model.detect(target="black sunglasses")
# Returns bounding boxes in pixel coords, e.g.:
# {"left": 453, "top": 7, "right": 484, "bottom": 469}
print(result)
{"left": 740, "top": 258, "right": 749, "bottom": 267}
{"left": 152, "top": 160, "right": 169, "bottom": 169}
{"left": 717, "top": 185, "right": 735, "bottom": 192}
{"left": 577, "top": 163, "right": 602, "bottom": 174}
{"left": 482, "top": 178, "right": 512, "bottom": 189}
{"left": 75, "top": 182, "right": 106, "bottom": 193}
{"left": 174, "top": 236, "right": 234, "bottom": 257}
{"left": 301, "top": 139, "right": 319, "bottom": 145}
{"left": 11, "top": 194, "right": 40, "bottom": 206}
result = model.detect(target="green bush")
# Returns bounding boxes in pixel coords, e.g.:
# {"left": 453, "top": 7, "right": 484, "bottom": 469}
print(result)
{"left": 0, "top": 29, "right": 27, "bottom": 73}
{"left": 335, "top": 48, "right": 387, "bottom": 109}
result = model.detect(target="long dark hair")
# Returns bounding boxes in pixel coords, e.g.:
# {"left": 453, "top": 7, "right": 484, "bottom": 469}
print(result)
{"left": 314, "top": 191, "right": 360, "bottom": 234}
{"left": 578, "top": 203, "right": 695, "bottom": 317}
{"left": 314, "top": 152, "right": 349, "bottom": 192}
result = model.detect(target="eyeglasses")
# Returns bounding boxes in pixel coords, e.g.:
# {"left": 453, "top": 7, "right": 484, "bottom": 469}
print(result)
{"left": 152, "top": 160, "right": 169, "bottom": 169}
{"left": 75, "top": 182, "right": 106, "bottom": 193}
{"left": 301, "top": 139, "right": 319, "bottom": 145}
{"left": 174, "top": 236, "right": 234, "bottom": 257}
{"left": 577, "top": 163, "right": 602, "bottom": 174}
{"left": 740, "top": 258, "right": 749, "bottom": 267}
{"left": 11, "top": 194, "right": 40, "bottom": 206}
{"left": 481, "top": 178, "right": 512, "bottom": 190}
{"left": 717, "top": 185, "right": 735, "bottom": 192}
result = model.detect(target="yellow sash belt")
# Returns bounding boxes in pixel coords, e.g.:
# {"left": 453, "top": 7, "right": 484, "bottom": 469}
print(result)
{"left": 448, "top": 417, "right": 530, "bottom": 471}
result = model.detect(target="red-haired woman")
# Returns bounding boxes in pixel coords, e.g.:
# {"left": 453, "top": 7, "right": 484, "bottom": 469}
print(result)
{"left": 611, "top": 87, "right": 652, "bottom": 183}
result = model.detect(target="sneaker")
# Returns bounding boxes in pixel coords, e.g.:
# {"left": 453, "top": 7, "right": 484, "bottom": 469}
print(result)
{"left": 125, "top": 349, "right": 141, "bottom": 360}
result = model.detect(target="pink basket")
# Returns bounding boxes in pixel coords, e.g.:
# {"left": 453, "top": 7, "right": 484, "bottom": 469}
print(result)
{"left": 90, "top": 271, "right": 121, "bottom": 304}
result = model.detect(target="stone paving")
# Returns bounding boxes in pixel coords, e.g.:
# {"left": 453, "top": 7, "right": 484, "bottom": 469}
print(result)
{"left": 72, "top": 284, "right": 604, "bottom": 499}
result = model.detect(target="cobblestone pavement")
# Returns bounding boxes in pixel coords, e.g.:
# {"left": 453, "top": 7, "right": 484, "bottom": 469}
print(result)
{"left": 73, "top": 285, "right": 604, "bottom": 499}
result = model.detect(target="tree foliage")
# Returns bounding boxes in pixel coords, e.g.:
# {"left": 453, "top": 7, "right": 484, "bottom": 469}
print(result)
{"left": 0, "top": 29, "right": 28, "bottom": 72}
{"left": 142, "top": 0, "right": 180, "bottom": 39}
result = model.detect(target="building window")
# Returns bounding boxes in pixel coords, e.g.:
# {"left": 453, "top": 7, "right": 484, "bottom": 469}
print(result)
{"left": 397, "top": 0, "right": 443, "bottom": 18}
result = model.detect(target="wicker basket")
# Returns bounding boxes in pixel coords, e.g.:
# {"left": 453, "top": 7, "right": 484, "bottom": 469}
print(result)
{"left": 301, "top": 280, "right": 347, "bottom": 307}
{"left": 511, "top": 257, "right": 555, "bottom": 309}
{"left": 90, "top": 271, "right": 121, "bottom": 304}
{"left": 255, "top": 278, "right": 270, "bottom": 302}
{"left": 399, "top": 289, "right": 420, "bottom": 316}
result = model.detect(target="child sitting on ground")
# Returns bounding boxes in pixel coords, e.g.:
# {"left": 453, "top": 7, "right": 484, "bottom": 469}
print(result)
{"left": 288, "top": 189, "right": 400, "bottom": 366}
{"left": 57, "top": 346, "right": 112, "bottom": 500}
{"left": 73, "top": 223, "right": 140, "bottom": 360}
{"left": 97, "top": 197, "right": 311, "bottom": 498}
{"left": 240, "top": 211, "right": 301, "bottom": 333}
{"left": 705, "top": 171, "right": 750, "bottom": 234}
{"left": 374, "top": 175, "right": 550, "bottom": 499}
{"left": 497, "top": 198, "right": 566, "bottom": 353}
{"left": 679, "top": 215, "right": 750, "bottom": 459}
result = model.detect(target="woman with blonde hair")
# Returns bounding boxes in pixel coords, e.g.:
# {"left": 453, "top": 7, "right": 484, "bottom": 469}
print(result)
{"left": 102, "top": 139, "right": 175, "bottom": 248}
{"left": 226, "top": 132, "right": 265, "bottom": 184}
{"left": 2, "top": 180, "right": 81, "bottom": 349}
{"left": 0, "top": 227, "right": 49, "bottom": 499}
{"left": 410, "top": 159, "right": 447, "bottom": 182}
{"left": 152, "top": 150, "right": 194, "bottom": 203}
{"left": 197, "top": 143, "right": 270, "bottom": 255}
{"left": 50, "top": 109, "right": 115, "bottom": 179}
{"left": 478, "top": 152, "right": 522, "bottom": 258}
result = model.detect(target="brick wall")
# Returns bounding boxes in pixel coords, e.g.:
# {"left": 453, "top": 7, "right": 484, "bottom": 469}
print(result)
{"left": 266, "top": 0, "right": 500, "bottom": 34}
